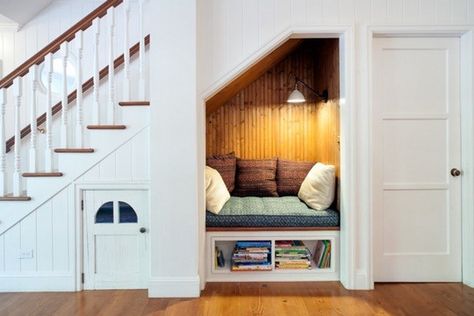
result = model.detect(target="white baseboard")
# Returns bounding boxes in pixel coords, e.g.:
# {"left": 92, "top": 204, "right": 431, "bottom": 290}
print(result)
{"left": 148, "top": 275, "right": 201, "bottom": 298}
{"left": 354, "top": 269, "right": 374, "bottom": 290}
{"left": 0, "top": 273, "right": 75, "bottom": 292}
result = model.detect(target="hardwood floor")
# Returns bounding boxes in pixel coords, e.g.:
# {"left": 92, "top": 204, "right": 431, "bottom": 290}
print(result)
{"left": 0, "top": 282, "right": 473, "bottom": 316}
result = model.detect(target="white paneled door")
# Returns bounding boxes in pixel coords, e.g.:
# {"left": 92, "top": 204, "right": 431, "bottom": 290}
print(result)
{"left": 373, "top": 37, "right": 461, "bottom": 281}
{"left": 83, "top": 190, "right": 148, "bottom": 289}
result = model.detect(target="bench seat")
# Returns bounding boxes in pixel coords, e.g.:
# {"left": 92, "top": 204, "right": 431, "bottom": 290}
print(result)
{"left": 206, "top": 196, "right": 340, "bottom": 231}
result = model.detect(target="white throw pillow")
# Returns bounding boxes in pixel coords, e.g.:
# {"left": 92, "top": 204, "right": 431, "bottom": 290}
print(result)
{"left": 298, "top": 163, "right": 336, "bottom": 211}
{"left": 205, "top": 166, "right": 231, "bottom": 214}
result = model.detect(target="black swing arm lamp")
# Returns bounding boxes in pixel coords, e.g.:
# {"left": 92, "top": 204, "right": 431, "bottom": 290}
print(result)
{"left": 287, "top": 75, "right": 329, "bottom": 104}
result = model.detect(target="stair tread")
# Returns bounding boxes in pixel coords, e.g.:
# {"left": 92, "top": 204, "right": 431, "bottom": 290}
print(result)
{"left": 55, "top": 148, "right": 95, "bottom": 153}
{"left": 87, "top": 125, "right": 126, "bottom": 130}
{"left": 22, "top": 172, "right": 64, "bottom": 177}
{"left": 0, "top": 196, "right": 32, "bottom": 201}
{"left": 119, "top": 101, "right": 150, "bottom": 106}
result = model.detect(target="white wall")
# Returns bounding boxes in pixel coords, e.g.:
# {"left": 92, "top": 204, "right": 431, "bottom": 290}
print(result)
{"left": 199, "top": 0, "right": 474, "bottom": 93}
{"left": 191, "top": 0, "right": 474, "bottom": 291}
{"left": 0, "top": 127, "right": 150, "bottom": 292}
{"left": 148, "top": 0, "right": 200, "bottom": 297}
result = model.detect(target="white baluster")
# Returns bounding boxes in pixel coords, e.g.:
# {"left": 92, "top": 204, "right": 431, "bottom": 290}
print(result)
{"left": 138, "top": 0, "right": 145, "bottom": 100}
{"left": 123, "top": 0, "right": 130, "bottom": 101}
{"left": 44, "top": 53, "right": 54, "bottom": 172}
{"left": 29, "top": 65, "right": 39, "bottom": 172}
{"left": 12, "top": 77, "right": 22, "bottom": 196}
{"left": 107, "top": 7, "right": 115, "bottom": 125}
{"left": 0, "top": 88, "right": 6, "bottom": 196}
{"left": 93, "top": 18, "right": 100, "bottom": 125}
{"left": 60, "top": 42, "right": 69, "bottom": 148}
{"left": 76, "top": 30, "right": 84, "bottom": 147}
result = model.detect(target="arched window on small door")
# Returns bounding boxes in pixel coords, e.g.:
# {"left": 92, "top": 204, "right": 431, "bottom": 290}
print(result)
{"left": 119, "top": 201, "right": 138, "bottom": 223}
{"left": 95, "top": 201, "right": 138, "bottom": 224}
{"left": 95, "top": 201, "right": 114, "bottom": 223}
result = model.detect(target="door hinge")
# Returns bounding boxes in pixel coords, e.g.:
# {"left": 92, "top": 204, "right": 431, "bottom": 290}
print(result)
{"left": 81, "top": 200, "right": 84, "bottom": 211}
{"left": 81, "top": 273, "right": 85, "bottom": 284}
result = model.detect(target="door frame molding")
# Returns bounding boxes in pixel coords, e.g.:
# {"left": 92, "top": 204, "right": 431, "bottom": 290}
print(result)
{"left": 365, "top": 26, "right": 474, "bottom": 288}
{"left": 73, "top": 183, "right": 150, "bottom": 291}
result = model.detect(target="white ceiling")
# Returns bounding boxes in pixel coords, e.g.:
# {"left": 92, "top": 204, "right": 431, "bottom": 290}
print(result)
{"left": 0, "top": 0, "right": 53, "bottom": 27}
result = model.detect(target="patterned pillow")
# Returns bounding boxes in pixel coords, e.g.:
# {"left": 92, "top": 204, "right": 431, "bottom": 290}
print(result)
{"left": 206, "top": 153, "right": 236, "bottom": 192}
{"left": 277, "top": 159, "right": 315, "bottom": 196}
{"left": 234, "top": 158, "right": 278, "bottom": 197}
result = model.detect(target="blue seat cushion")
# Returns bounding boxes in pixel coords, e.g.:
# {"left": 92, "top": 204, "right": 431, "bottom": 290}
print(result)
{"left": 206, "top": 196, "right": 339, "bottom": 228}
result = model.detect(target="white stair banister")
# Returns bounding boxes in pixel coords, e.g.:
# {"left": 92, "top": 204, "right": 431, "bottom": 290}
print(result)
{"left": 75, "top": 30, "right": 84, "bottom": 147}
{"left": 123, "top": 0, "right": 130, "bottom": 101}
{"left": 93, "top": 17, "right": 100, "bottom": 125}
{"left": 0, "top": 88, "right": 6, "bottom": 196}
{"left": 44, "top": 53, "right": 54, "bottom": 172}
{"left": 138, "top": 0, "right": 145, "bottom": 99}
{"left": 12, "top": 77, "right": 23, "bottom": 196}
{"left": 60, "top": 42, "right": 69, "bottom": 148}
{"left": 29, "top": 65, "right": 39, "bottom": 172}
{"left": 107, "top": 7, "right": 115, "bottom": 125}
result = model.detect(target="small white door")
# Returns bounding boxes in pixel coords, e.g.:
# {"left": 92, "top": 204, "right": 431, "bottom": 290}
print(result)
{"left": 83, "top": 190, "right": 148, "bottom": 289}
{"left": 373, "top": 37, "right": 462, "bottom": 281}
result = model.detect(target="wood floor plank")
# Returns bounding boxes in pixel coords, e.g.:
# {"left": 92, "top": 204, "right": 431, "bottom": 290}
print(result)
{"left": 0, "top": 282, "right": 473, "bottom": 316}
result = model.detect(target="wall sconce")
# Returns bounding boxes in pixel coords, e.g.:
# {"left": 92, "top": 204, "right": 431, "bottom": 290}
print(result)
{"left": 287, "top": 75, "right": 328, "bottom": 103}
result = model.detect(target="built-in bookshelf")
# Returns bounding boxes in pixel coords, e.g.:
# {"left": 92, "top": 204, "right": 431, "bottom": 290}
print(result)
{"left": 207, "top": 231, "right": 339, "bottom": 282}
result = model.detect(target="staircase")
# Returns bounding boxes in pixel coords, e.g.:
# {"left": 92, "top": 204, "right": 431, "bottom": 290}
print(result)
{"left": 0, "top": 0, "right": 150, "bottom": 234}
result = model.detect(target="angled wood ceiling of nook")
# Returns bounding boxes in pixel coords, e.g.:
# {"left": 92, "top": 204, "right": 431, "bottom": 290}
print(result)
{"left": 205, "top": 39, "right": 304, "bottom": 115}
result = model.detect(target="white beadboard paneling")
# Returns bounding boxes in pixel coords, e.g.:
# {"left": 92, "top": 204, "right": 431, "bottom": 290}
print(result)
{"left": 131, "top": 128, "right": 150, "bottom": 181}
{"left": 0, "top": 236, "right": 5, "bottom": 272}
{"left": 115, "top": 140, "right": 133, "bottom": 180}
{"left": 403, "top": 0, "right": 421, "bottom": 25}
{"left": 259, "top": 0, "right": 275, "bottom": 46}
{"left": 4, "top": 225, "right": 21, "bottom": 272}
{"left": 227, "top": 0, "right": 244, "bottom": 70}
{"left": 78, "top": 128, "right": 150, "bottom": 182}
{"left": 355, "top": 0, "right": 371, "bottom": 23}
{"left": 452, "top": 0, "right": 468, "bottom": 24}
{"left": 322, "top": 0, "right": 339, "bottom": 25}
{"left": 436, "top": 0, "right": 452, "bottom": 24}
{"left": 36, "top": 201, "right": 54, "bottom": 272}
{"left": 339, "top": 0, "right": 355, "bottom": 24}
{"left": 99, "top": 153, "right": 117, "bottom": 179}
{"left": 275, "top": 0, "right": 291, "bottom": 32}
{"left": 371, "top": 0, "right": 388, "bottom": 25}
{"left": 212, "top": 0, "right": 228, "bottom": 81}
{"left": 52, "top": 188, "right": 69, "bottom": 272}
{"left": 386, "top": 0, "right": 404, "bottom": 24}
{"left": 306, "top": 0, "right": 323, "bottom": 25}
{"left": 242, "top": 0, "right": 259, "bottom": 63}
{"left": 291, "top": 0, "right": 307, "bottom": 25}
{"left": 20, "top": 213, "right": 37, "bottom": 272}
{"left": 419, "top": 0, "right": 437, "bottom": 24}
{"left": 81, "top": 164, "right": 101, "bottom": 182}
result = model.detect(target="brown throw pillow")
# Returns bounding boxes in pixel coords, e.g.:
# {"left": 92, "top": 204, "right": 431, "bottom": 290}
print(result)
{"left": 277, "top": 159, "right": 315, "bottom": 196}
{"left": 234, "top": 158, "right": 278, "bottom": 197}
{"left": 206, "top": 153, "right": 236, "bottom": 192}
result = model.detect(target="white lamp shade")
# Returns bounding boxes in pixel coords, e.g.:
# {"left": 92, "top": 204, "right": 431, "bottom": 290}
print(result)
{"left": 287, "top": 88, "right": 306, "bottom": 103}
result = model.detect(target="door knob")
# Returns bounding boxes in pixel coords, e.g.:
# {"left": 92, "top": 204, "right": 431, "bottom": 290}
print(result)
{"left": 139, "top": 227, "right": 147, "bottom": 233}
{"left": 451, "top": 168, "right": 461, "bottom": 177}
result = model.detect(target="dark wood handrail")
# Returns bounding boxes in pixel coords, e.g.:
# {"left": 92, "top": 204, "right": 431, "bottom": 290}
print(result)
{"left": 5, "top": 35, "right": 150, "bottom": 153}
{"left": 0, "top": 0, "right": 123, "bottom": 90}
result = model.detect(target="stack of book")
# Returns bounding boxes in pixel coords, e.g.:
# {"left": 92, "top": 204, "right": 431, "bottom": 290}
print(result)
{"left": 275, "top": 240, "right": 312, "bottom": 270}
{"left": 313, "top": 240, "right": 331, "bottom": 269}
{"left": 231, "top": 241, "right": 272, "bottom": 271}
{"left": 214, "top": 246, "right": 225, "bottom": 268}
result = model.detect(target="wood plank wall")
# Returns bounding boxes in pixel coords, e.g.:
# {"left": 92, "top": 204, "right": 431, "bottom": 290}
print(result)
{"left": 206, "top": 39, "right": 340, "bottom": 172}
